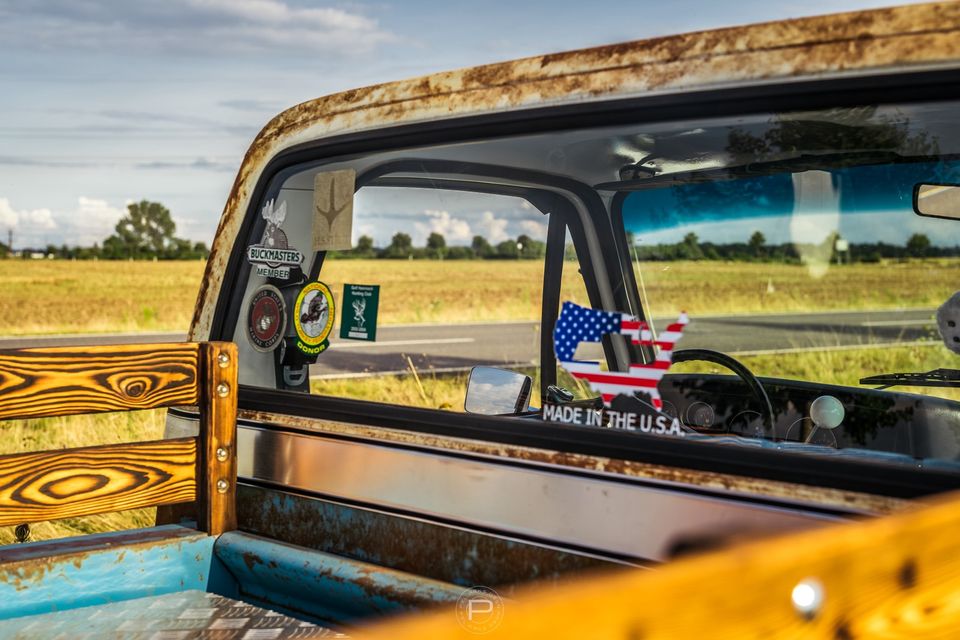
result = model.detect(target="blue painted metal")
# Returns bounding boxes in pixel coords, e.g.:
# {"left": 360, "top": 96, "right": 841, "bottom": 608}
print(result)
{"left": 0, "top": 525, "right": 237, "bottom": 619}
{"left": 215, "top": 531, "right": 462, "bottom": 622}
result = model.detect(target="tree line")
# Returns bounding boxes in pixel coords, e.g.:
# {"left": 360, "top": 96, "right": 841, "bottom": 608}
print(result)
{"left": 630, "top": 231, "right": 955, "bottom": 263}
{"left": 0, "top": 201, "right": 209, "bottom": 260}
{"left": 330, "top": 232, "right": 548, "bottom": 260}
{"left": 2, "top": 198, "right": 953, "bottom": 264}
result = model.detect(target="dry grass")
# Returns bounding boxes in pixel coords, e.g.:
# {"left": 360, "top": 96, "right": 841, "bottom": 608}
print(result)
{"left": 634, "top": 259, "right": 960, "bottom": 317}
{"left": 2, "top": 259, "right": 957, "bottom": 336}
{"left": 0, "top": 260, "right": 205, "bottom": 336}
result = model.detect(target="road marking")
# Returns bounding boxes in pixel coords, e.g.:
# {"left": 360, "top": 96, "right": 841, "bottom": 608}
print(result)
{"left": 328, "top": 337, "right": 474, "bottom": 350}
{"left": 860, "top": 319, "right": 933, "bottom": 327}
{"left": 731, "top": 340, "right": 938, "bottom": 357}
{"left": 311, "top": 361, "right": 535, "bottom": 380}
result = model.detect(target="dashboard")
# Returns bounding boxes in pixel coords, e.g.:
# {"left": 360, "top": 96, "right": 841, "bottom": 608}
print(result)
{"left": 658, "top": 374, "right": 960, "bottom": 461}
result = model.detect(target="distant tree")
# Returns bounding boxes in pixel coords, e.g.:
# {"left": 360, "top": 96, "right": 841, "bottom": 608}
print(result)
{"left": 471, "top": 235, "right": 493, "bottom": 258}
{"left": 445, "top": 246, "right": 474, "bottom": 260}
{"left": 385, "top": 232, "right": 413, "bottom": 258}
{"left": 679, "top": 232, "right": 704, "bottom": 260}
{"left": 102, "top": 200, "right": 201, "bottom": 259}
{"left": 426, "top": 232, "right": 446, "bottom": 259}
{"left": 191, "top": 242, "right": 210, "bottom": 259}
{"left": 356, "top": 235, "right": 375, "bottom": 255}
{"left": 109, "top": 200, "right": 175, "bottom": 258}
{"left": 516, "top": 234, "right": 546, "bottom": 259}
{"left": 906, "top": 233, "right": 931, "bottom": 258}
{"left": 495, "top": 239, "right": 519, "bottom": 259}
{"left": 749, "top": 231, "right": 766, "bottom": 258}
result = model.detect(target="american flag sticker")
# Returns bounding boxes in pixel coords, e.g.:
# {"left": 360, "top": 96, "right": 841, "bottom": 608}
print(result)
{"left": 554, "top": 301, "right": 689, "bottom": 410}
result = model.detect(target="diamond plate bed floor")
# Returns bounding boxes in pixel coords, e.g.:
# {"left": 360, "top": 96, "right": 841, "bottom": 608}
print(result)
{"left": 0, "top": 590, "right": 348, "bottom": 640}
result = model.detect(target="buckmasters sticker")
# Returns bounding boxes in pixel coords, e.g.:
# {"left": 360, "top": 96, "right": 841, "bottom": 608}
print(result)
{"left": 247, "top": 199, "right": 303, "bottom": 279}
{"left": 294, "top": 281, "right": 335, "bottom": 356}
{"left": 246, "top": 285, "right": 285, "bottom": 352}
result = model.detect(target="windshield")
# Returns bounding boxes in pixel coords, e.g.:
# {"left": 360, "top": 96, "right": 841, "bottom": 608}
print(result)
{"left": 615, "top": 103, "right": 960, "bottom": 464}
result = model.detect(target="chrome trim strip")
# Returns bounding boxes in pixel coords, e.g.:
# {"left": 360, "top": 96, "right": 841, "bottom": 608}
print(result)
{"left": 237, "top": 425, "right": 839, "bottom": 561}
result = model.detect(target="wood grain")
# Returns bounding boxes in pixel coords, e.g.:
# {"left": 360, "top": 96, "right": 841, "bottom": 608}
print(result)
{"left": 364, "top": 487, "right": 960, "bottom": 639}
{"left": 0, "top": 340, "right": 237, "bottom": 536}
{"left": 0, "top": 343, "right": 200, "bottom": 421}
{"left": 0, "top": 438, "right": 196, "bottom": 526}
{"left": 198, "top": 341, "right": 237, "bottom": 535}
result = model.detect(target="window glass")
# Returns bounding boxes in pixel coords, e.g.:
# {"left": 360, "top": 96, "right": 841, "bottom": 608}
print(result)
{"left": 233, "top": 172, "right": 591, "bottom": 412}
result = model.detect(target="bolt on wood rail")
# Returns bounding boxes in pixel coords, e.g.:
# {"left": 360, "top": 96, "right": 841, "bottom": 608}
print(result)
{"left": 0, "top": 342, "right": 237, "bottom": 535}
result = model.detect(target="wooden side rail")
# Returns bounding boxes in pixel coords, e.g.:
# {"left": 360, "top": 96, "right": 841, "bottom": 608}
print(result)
{"left": 0, "top": 342, "right": 237, "bottom": 535}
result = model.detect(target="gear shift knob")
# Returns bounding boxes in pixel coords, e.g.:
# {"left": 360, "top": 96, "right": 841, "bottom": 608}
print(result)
{"left": 810, "top": 395, "right": 844, "bottom": 430}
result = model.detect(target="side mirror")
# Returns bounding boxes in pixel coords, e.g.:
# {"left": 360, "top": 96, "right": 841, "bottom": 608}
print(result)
{"left": 464, "top": 366, "right": 532, "bottom": 415}
{"left": 914, "top": 183, "right": 960, "bottom": 220}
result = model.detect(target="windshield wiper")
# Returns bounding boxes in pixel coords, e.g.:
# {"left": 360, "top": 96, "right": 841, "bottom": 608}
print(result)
{"left": 859, "top": 368, "right": 960, "bottom": 389}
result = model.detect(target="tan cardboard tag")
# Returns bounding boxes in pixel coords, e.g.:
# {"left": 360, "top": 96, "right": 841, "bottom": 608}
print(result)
{"left": 313, "top": 169, "right": 355, "bottom": 251}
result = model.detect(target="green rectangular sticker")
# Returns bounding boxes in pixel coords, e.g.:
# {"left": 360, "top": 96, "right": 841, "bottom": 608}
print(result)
{"left": 340, "top": 283, "right": 379, "bottom": 341}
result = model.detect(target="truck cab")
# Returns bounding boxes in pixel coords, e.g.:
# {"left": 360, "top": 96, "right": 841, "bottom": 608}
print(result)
{"left": 4, "top": 3, "right": 960, "bottom": 636}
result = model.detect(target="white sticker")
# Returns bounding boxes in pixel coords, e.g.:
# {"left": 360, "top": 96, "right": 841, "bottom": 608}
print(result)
{"left": 247, "top": 199, "right": 303, "bottom": 280}
{"left": 313, "top": 169, "right": 355, "bottom": 251}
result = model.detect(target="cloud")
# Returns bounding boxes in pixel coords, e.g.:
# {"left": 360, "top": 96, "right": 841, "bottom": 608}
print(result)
{"left": 414, "top": 209, "right": 472, "bottom": 244}
{"left": 476, "top": 211, "right": 509, "bottom": 244}
{"left": 0, "top": 156, "right": 103, "bottom": 169}
{"left": 73, "top": 197, "right": 126, "bottom": 245}
{"left": 0, "top": 196, "right": 126, "bottom": 248}
{"left": 136, "top": 158, "right": 237, "bottom": 172}
{"left": 517, "top": 219, "right": 548, "bottom": 240}
{"left": 219, "top": 99, "right": 281, "bottom": 113}
{"left": 0, "top": 1, "right": 398, "bottom": 56}
{"left": 0, "top": 198, "right": 57, "bottom": 232}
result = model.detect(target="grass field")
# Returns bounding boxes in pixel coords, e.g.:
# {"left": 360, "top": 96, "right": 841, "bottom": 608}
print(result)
{"left": 2, "top": 258, "right": 959, "bottom": 334}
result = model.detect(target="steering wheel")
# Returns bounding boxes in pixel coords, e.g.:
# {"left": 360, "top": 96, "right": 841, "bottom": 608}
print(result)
{"left": 671, "top": 348, "right": 776, "bottom": 435}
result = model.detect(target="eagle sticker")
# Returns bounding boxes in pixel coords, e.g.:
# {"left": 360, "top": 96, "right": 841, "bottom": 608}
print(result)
{"left": 294, "top": 281, "right": 336, "bottom": 356}
{"left": 247, "top": 199, "right": 304, "bottom": 280}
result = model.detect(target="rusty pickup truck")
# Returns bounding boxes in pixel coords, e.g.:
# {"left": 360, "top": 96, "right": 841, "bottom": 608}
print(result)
{"left": 3, "top": 3, "right": 960, "bottom": 638}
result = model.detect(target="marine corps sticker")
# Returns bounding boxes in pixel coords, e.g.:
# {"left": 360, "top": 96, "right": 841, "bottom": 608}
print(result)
{"left": 294, "top": 281, "right": 335, "bottom": 356}
{"left": 247, "top": 199, "right": 304, "bottom": 279}
{"left": 246, "top": 285, "right": 285, "bottom": 352}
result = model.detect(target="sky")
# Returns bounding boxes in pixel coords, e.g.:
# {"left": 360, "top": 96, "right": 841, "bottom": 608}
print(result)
{"left": 0, "top": 0, "right": 931, "bottom": 249}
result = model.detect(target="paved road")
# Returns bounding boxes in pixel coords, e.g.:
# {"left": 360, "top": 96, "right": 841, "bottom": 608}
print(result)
{"left": 1, "top": 308, "right": 939, "bottom": 379}
{"left": 0, "top": 332, "right": 188, "bottom": 349}
{"left": 310, "top": 308, "right": 938, "bottom": 378}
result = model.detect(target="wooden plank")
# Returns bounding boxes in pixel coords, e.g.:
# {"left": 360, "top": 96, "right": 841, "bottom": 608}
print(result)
{"left": 197, "top": 341, "right": 237, "bottom": 535}
{"left": 363, "top": 488, "right": 960, "bottom": 639}
{"left": 0, "top": 438, "right": 196, "bottom": 526}
{"left": 0, "top": 343, "right": 200, "bottom": 421}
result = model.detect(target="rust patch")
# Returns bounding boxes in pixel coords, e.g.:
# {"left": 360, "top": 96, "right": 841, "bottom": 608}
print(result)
{"left": 0, "top": 527, "right": 208, "bottom": 592}
{"left": 190, "top": 4, "right": 960, "bottom": 340}
{"left": 241, "top": 550, "right": 263, "bottom": 571}
{"left": 238, "top": 408, "right": 907, "bottom": 515}
{"left": 236, "top": 485, "right": 610, "bottom": 594}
